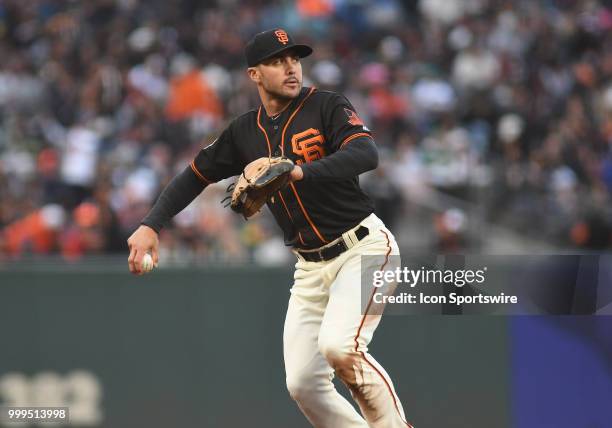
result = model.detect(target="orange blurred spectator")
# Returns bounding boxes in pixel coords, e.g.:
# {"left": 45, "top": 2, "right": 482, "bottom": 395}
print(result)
{"left": 165, "top": 69, "right": 223, "bottom": 122}
{"left": 369, "top": 86, "right": 408, "bottom": 123}
{"left": 297, "top": 0, "right": 334, "bottom": 18}
{"left": 3, "top": 205, "right": 65, "bottom": 256}
{"left": 37, "top": 148, "right": 59, "bottom": 177}
{"left": 60, "top": 202, "right": 105, "bottom": 260}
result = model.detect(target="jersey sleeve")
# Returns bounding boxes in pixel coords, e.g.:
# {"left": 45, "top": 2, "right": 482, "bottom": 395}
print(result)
{"left": 323, "top": 94, "right": 373, "bottom": 153}
{"left": 190, "top": 125, "right": 244, "bottom": 184}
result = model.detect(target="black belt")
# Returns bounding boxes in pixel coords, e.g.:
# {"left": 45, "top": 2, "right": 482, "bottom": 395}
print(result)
{"left": 297, "top": 226, "right": 369, "bottom": 262}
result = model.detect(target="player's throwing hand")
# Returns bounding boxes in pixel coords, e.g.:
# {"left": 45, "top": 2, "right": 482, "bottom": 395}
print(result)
{"left": 127, "top": 225, "right": 159, "bottom": 275}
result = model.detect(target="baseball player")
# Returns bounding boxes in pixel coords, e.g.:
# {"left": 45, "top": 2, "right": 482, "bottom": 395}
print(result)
{"left": 127, "top": 29, "right": 413, "bottom": 428}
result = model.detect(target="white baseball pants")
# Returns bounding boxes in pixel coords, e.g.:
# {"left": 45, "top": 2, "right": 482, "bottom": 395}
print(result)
{"left": 284, "top": 214, "right": 413, "bottom": 428}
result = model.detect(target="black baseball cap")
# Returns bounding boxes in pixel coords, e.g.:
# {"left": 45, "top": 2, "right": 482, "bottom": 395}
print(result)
{"left": 245, "top": 28, "right": 313, "bottom": 67}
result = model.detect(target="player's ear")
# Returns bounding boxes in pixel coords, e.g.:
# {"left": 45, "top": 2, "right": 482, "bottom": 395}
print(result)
{"left": 247, "top": 67, "right": 260, "bottom": 83}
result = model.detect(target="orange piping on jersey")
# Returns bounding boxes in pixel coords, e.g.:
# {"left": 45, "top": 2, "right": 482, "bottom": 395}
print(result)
{"left": 280, "top": 87, "right": 316, "bottom": 156}
{"left": 279, "top": 191, "right": 306, "bottom": 247}
{"left": 339, "top": 132, "right": 371, "bottom": 149}
{"left": 278, "top": 191, "right": 293, "bottom": 221}
{"left": 256, "top": 107, "right": 273, "bottom": 157}
{"left": 297, "top": 231, "right": 306, "bottom": 246}
{"left": 279, "top": 190, "right": 306, "bottom": 247}
{"left": 279, "top": 87, "right": 326, "bottom": 245}
{"left": 289, "top": 182, "right": 327, "bottom": 244}
{"left": 190, "top": 161, "right": 213, "bottom": 184}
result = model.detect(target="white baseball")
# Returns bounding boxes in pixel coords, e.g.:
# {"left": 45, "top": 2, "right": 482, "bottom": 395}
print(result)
{"left": 141, "top": 253, "right": 155, "bottom": 273}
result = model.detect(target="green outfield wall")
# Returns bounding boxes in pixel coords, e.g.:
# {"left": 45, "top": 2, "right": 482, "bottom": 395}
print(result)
{"left": 0, "top": 265, "right": 510, "bottom": 428}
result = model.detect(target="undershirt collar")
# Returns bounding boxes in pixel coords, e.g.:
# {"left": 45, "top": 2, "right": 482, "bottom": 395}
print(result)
{"left": 261, "top": 87, "right": 310, "bottom": 125}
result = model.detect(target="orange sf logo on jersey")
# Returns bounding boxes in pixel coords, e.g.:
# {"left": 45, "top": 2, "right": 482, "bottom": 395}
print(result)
{"left": 291, "top": 128, "right": 326, "bottom": 164}
{"left": 275, "top": 29, "right": 289, "bottom": 45}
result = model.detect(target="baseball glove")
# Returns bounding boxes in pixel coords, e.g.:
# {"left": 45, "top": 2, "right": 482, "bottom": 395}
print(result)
{"left": 229, "top": 156, "right": 294, "bottom": 219}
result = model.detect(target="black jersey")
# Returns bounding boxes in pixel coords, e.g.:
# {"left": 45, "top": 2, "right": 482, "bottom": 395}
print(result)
{"left": 190, "top": 87, "right": 375, "bottom": 249}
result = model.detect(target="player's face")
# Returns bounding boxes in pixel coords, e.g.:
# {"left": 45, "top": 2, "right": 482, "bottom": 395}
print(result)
{"left": 252, "top": 50, "right": 302, "bottom": 100}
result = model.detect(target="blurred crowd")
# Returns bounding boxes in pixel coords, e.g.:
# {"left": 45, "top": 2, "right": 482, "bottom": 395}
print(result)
{"left": 1, "top": 0, "right": 611, "bottom": 264}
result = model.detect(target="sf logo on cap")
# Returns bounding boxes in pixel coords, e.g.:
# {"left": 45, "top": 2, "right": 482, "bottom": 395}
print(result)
{"left": 275, "top": 29, "right": 289, "bottom": 45}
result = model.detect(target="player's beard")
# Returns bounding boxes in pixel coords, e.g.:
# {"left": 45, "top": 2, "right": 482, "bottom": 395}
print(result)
{"left": 263, "top": 78, "right": 302, "bottom": 101}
